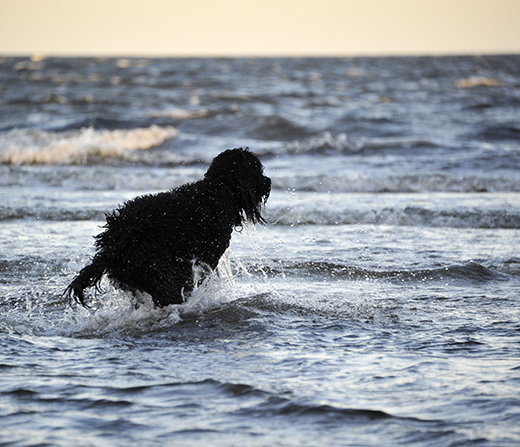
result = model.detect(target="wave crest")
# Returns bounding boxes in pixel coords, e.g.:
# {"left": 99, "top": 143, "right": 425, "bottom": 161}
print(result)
{"left": 0, "top": 125, "right": 178, "bottom": 165}
{"left": 267, "top": 198, "right": 520, "bottom": 229}
{"left": 281, "top": 132, "right": 462, "bottom": 155}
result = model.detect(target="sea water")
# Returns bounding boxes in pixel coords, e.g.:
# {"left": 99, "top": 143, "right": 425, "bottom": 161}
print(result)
{"left": 1, "top": 55, "right": 520, "bottom": 446}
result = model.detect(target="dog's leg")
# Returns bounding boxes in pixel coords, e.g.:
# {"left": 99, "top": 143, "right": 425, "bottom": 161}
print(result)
{"left": 121, "top": 260, "right": 194, "bottom": 307}
{"left": 64, "top": 259, "right": 105, "bottom": 307}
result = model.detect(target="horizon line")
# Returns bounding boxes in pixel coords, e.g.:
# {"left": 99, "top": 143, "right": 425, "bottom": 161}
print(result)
{"left": 3, "top": 49, "right": 520, "bottom": 60}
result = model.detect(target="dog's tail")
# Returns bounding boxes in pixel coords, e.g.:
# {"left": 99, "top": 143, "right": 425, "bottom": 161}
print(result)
{"left": 64, "top": 259, "right": 105, "bottom": 307}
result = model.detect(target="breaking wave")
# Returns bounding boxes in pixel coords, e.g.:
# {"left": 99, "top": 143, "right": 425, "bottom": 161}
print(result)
{"left": 0, "top": 125, "right": 178, "bottom": 165}
{"left": 268, "top": 203, "right": 520, "bottom": 229}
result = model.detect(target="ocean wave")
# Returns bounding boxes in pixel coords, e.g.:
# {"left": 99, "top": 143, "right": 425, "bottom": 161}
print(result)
{"left": 456, "top": 76, "right": 503, "bottom": 88}
{"left": 149, "top": 107, "right": 213, "bottom": 120}
{"left": 0, "top": 125, "right": 178, "bottom": 165}
{"left": 476, "top": 124, "right": 520, "bottom": 141}
{"left": 236, "top": 394, "right": 392, "bottom": 421}
{"left": 272, "top": 261, "right": 510, "bottom": 282}
{"left": 0, "top": 206, "right": 106, "bottom": 222}
{"left": 267, "top": 201, "right": 520, "bottom": 229}
{"left": 249, "top": 115, "right": 314, "bottom": 141}
{"left": 3, "top": 163, "right": 518, "bottom": 194}
{"left": 3, "top": 157, "right": 519, "bottom": 194}
{"left": 271, "top": 172, "right": 520, "bottom": 193}
{"left": 0, "top": 165, "right": 204, "bottom": 190}
{"left": 3, "top": 189, "right": 518, "bottom": 229}
{"left": 278, "top": 132, "right": 464, "bottom": 155}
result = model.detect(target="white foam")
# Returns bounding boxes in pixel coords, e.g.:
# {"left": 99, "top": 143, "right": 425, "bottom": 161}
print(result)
{"left": 0, "top": 125, "right": 178, "bottom": 165}
{"left": 179, "top": 254, "right": 240, "bottom": 318}
{"left": 48, "top": 252, "right": 244, "bottom": 337}
{"left": 150, "top": 107, "right": 211, "bottom": 120}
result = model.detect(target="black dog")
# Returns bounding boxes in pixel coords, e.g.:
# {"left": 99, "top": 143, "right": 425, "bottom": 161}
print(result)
{"left": 65, "top": 148, "right": 270, "bottom": 307}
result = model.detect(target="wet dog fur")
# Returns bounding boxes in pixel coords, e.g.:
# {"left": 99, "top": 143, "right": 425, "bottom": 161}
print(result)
{"left": 65, "top": 148, "right": 270, "bottom": 307}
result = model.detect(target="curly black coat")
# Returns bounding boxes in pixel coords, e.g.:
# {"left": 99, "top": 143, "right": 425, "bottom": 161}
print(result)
{"left": 65, "top": 148, "right": 271, "bottom": 307}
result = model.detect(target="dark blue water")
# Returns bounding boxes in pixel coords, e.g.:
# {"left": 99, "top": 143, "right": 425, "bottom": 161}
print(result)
{"left": 1, "top": 55, "right": 520, "bottom": 446}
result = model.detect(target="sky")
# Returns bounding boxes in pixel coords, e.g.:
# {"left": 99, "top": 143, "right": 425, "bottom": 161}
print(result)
{"left": 1, "top": 0, "right": 520, "bottom": 57}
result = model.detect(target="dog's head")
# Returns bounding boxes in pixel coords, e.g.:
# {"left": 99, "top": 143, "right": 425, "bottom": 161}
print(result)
{"left": 205, "top": 148, "right": 271, "bottom": 225}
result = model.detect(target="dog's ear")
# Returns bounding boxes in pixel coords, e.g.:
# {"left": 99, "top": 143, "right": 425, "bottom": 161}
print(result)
{"left": 205, "top": 148, "right": 269, "bottom": 225}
